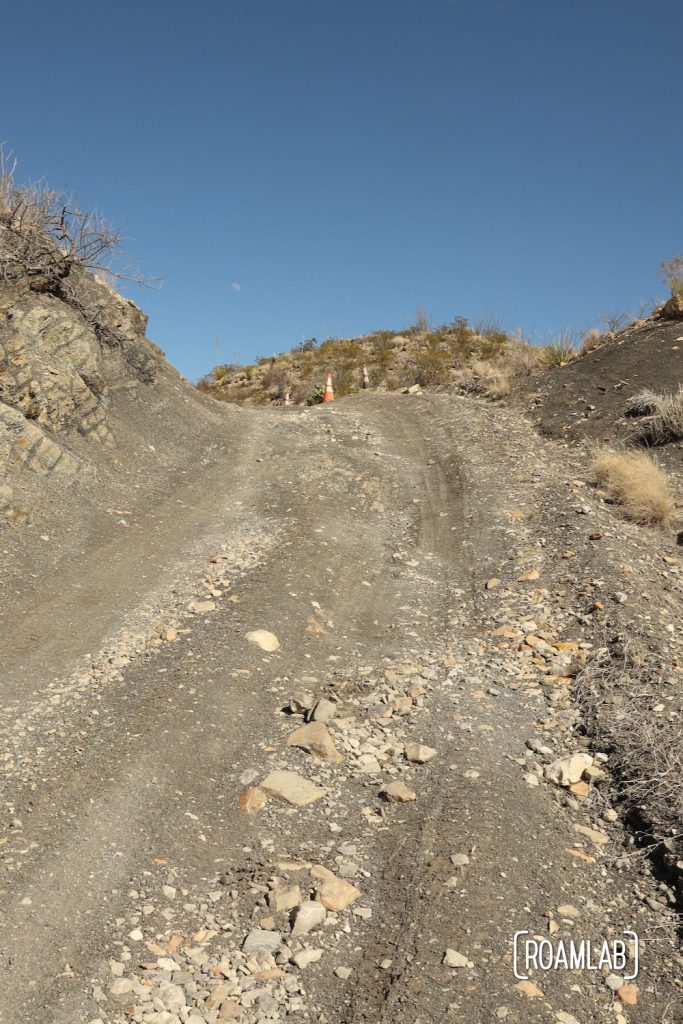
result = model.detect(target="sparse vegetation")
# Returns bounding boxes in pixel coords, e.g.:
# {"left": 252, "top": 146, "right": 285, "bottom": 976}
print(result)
{"left": 633, "top": 387, "right": 683, "bottom": 446}
{"left": 579, "top": 328, "right": 608, "bottom": 354}
{"left": 591, "top": 447, "right": 674, "bottom": 526}
{"left": 541, "top": 335, "right": 577, "bottom": 367}
{"left": 659, "top": 255, "right": 683, "bottom": 299}
{"left": 576, "top": 637, "right": 683, "bottom": 838}
{"left": 624, "top": 389, "right": 663, "bottom": 418}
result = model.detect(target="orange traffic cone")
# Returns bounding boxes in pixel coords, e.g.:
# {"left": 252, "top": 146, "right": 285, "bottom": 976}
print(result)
{"left": 323, "top": 373, "right": 334, "bottom": 402}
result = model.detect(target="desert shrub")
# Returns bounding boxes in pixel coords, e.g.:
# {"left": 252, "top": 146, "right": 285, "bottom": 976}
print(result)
{"left": 503, "top": 339, "right": 543, "bottom": 377}
{"left": 634, "top": 387, "right": 683, "bottom": 445}
{"left": 659, "top": 255, "right": 683, "bottom": 298}
{"left": 580, "top": 329, "right": 608, "bottom": 354}
{"left": 576, "top": 637, "right": 683, "bottom": 837}
{"left": 591, "top": 448, "right": 674, "bottom": 525}
{"left": 459, "top": 359, "right": 512, "bottom": 400}
{"left": 541, "top": 334, "right": 577, "bottom": 366}
{"left": 624, "top": 389, "right": 663, "bottom": 418}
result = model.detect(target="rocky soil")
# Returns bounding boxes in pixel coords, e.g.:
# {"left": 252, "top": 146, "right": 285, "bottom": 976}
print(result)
{"left": 1, "top": 381, "right": 682, "bottom": 1024}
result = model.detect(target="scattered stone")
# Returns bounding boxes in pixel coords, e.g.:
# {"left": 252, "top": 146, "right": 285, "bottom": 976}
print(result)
{"left": 238, "top": 786, "right": 268, "bottom": 814}
{"left": 191, "top": 600, "right": 216, "bottom": 613}
{"left": 443, "top": 949, "right": 469, "bottom": 968}
{"left": 287, "top": 721, "right": 342, "bottom": 762}
{"left": 268, "top": 884, "right": 302, "bottom": 912}
{"left": 486, "top": 578, "right": 502, "bottom": 590}
{"left": 292, "top": 948, "right": 323, "bottom": 969}
{"left": 260, "top": 770, "right": 325, "bottom": 806}
{"left": 335, "top": 966, "right": 353, "bottom": 979}
{"left": 379, "top": 780, "right": 416, "bottom": 803}
{"left": 450, "top": 853, "right": 470, "bottom": 868}
{"left": 245, "top": 629, "right": 280, "bottom": 652}
{"left": 311, "top": 865, "right": 361, "bottom": 911}
{"left": 574, "top": 824, "right": 610, "bottom": 847}
{"left": 545, "top": 753, "right": 594, "bottom": 787}
{"left": 404, "top": 742, "right": 437, "bottom": 763}
{"left": 514, "top": 980, "right": 543, "bottom": 998}
{"left": 310, "top": 698, "right": 336, "bottom": 722}
{"left": 557, "top": 904, "right": 580, "bottom": 918}
{"left": 242, "top": 929, "right": 282, "bottom": 954}
{"left": 617, "top": 984, "right": 638, "bottom": 1005}
{"left": 291, "top": 901, "right": 327, "bottom": 936}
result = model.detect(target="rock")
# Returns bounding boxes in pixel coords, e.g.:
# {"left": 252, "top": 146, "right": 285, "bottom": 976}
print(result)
{"left": 443, "top": 949, "right": 469, "bottom": 968}
{"left": 288, "top": 689, "right": 315, "bottom": 714}
{"left": 617, "top": 984, "right": 638, "bottom": 1005}
{"left": 310, "top": 698, "right": 336, "bottom": 722}
{"left": 556, "top": 1014, "right": 581, "bottom": 1024}
{"left": 605, "top": 974, "right": 624, "bottom": 992}
{"left": 109, "top": 979, "right": 134, "bottom": 997}
{"left": 268, "top": 884, "right": 302, "bottom": 912}
{"left": 574, "top": 824, "right": 610, "bottom": 847}
{"left": 335, "top": 966, "right": 352, "bottom": 979}
{"left": 602, "top": 808, "right": 618, "bottom": 823}
{"left": 517, "top": 568, "right": 540, "bottom": 581}
{"left": 404, "top": 742, "right": 437, "bottom": 763}
{"left": 356, "top": 753, "right": 382, "bottom": 774}
{"left": 545, "top": 753, "right": 594, "bottom": 787}
{"left": 191, "top": 600, "right": 216, "bottom": 613}
{"left": 161, "top": 626, "right": 178, "bottom": 642}
{"left": 311, "top": 865, "right": 361, "bottom": 910}
{"left": 292, "top": 947, "right": 323, "bottom": 969}
{"left": 157, "top": 981, "right": 186, "bottom": 1012}
{"left": 260, "top": 770, "right": 325, "bottom": 806}
{"left": 523, "top": 773, "right": 540, "bottom": 787}
{"left": 287, "top": 721, "right": 342, "bottom": 762}
{"left": 238, "top": 786, "right": 267, "bottom": 814}
{"left": 486, "top": 578, "right": 502, "bottom": 590}
{"left": 242, "top": 929, "right": 283, "bottom": 954}
{"left": 450, "top": 853, "right": 469, "bottom": 868}
{"left": 245, "top": 629, "right": 280, "bottom": 652}
{"left": 291, "top": 901, "right": 327, "bottom": 936}
{"left": 514, "top": 980, "right": 543, "bottom": 997}
{"left": 379, "top": 780, "right": 416, "bottom": 803}
{"left": 557, "top": 904, "right": 580, "bottom": 918}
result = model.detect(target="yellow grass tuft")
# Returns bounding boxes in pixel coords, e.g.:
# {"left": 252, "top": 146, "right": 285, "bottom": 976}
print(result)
{"left": 591, "top": 448, "right": 674, "bottom": 526}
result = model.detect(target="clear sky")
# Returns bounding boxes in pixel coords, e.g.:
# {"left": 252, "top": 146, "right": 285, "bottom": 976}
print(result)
{"left": 2, "top": 0, "right": 682, "bottom": 380}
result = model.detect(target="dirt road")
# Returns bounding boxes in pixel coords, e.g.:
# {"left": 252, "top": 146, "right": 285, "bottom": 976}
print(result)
{"left": 0, "top": 393, "right": 681, "bottom": 1024}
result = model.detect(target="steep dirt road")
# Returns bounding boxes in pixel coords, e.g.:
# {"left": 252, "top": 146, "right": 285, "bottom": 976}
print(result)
{"left": 0, "top": 394, "right": 681, "bottom": 1024}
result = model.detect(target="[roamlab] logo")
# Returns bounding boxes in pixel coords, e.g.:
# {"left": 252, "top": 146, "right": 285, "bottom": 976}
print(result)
{"left": 512, "top": 931, "right": 639, "bottom": 981}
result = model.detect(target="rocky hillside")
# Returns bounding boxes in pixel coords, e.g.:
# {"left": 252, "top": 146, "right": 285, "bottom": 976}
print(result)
{"left": 198, "top": 319, "right": 544, "bottom": 406}
{"left": 0, "top": 219, "right": 237, "bottom": 541}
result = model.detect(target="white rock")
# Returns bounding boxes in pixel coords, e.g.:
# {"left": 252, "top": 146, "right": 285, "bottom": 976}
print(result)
{"left": 311, "top": 698, "right": 336, "bottom": 722}
{"left": 260, "top": 770, "right": 325, "bottom": 806}
{"left": 545, "top": 753, "right": 594, "bottom": 787}
{"left": 246, "top": 629, "right": 280, "bottom": 652}
{"left": 242, "top": 929, "right": 283, "bottom": 954}
{"left": 443, "top": 949, "right": 469, "bottom": 968}
{"left": 291, "top": 901, "right": 327, "bottom": 936}
{"left": 335, "top": 965, "right": 353, "bottom": 979}
{"left": 292, "top": 947, "right": 323, "bottom": 969}
{"left": 404, "top": 742, "right": 437, "bottom": 763}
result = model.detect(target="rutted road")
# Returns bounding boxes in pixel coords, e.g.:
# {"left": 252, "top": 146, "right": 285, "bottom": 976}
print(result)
{"left": 0, "top": 394, "right": 680, "bottom": 1024}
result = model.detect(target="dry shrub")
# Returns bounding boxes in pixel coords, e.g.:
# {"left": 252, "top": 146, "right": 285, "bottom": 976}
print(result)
{"left": 591, "top": 448, "right": 674, "bottom": 526}
{"left": 580, "top": 329, "right": 608, "bottom": 354}
{"left": 635, "top": 387, "right": 683, "bottom": 445}
{"left": 460, "top": 359, "right": 512, "bottom": 399}
{"left": 624, "top": 389, "right": 663, "bottom": 418}
{"left": 504, "top": 340, "right": 543, "bottom": 377}
{"left": 576, "top": 638, "right": 683, "bottom": 837}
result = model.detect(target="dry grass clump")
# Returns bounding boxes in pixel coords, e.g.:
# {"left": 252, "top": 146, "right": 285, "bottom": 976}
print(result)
{"left": 459, "top": 359, "right": 512, "bottom": 399}
{"left": 580, "top": 328, "right": 609, "bottom": 354}
{"left": 634, "top": 387, "right": 683, "bottom": 445}
{"left": 624, "top": 389, "right": 663, "bottom": 418}
{"left": 576, "top": 638, "right": 683, "bottom": 838}
{"left": 591, "top": 448, "right": 674, "bottom": 525}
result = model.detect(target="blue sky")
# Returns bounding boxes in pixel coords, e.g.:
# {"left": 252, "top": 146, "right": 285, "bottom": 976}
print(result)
{"left": 2, "top": 0, "right": 682, "bottom": 380}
